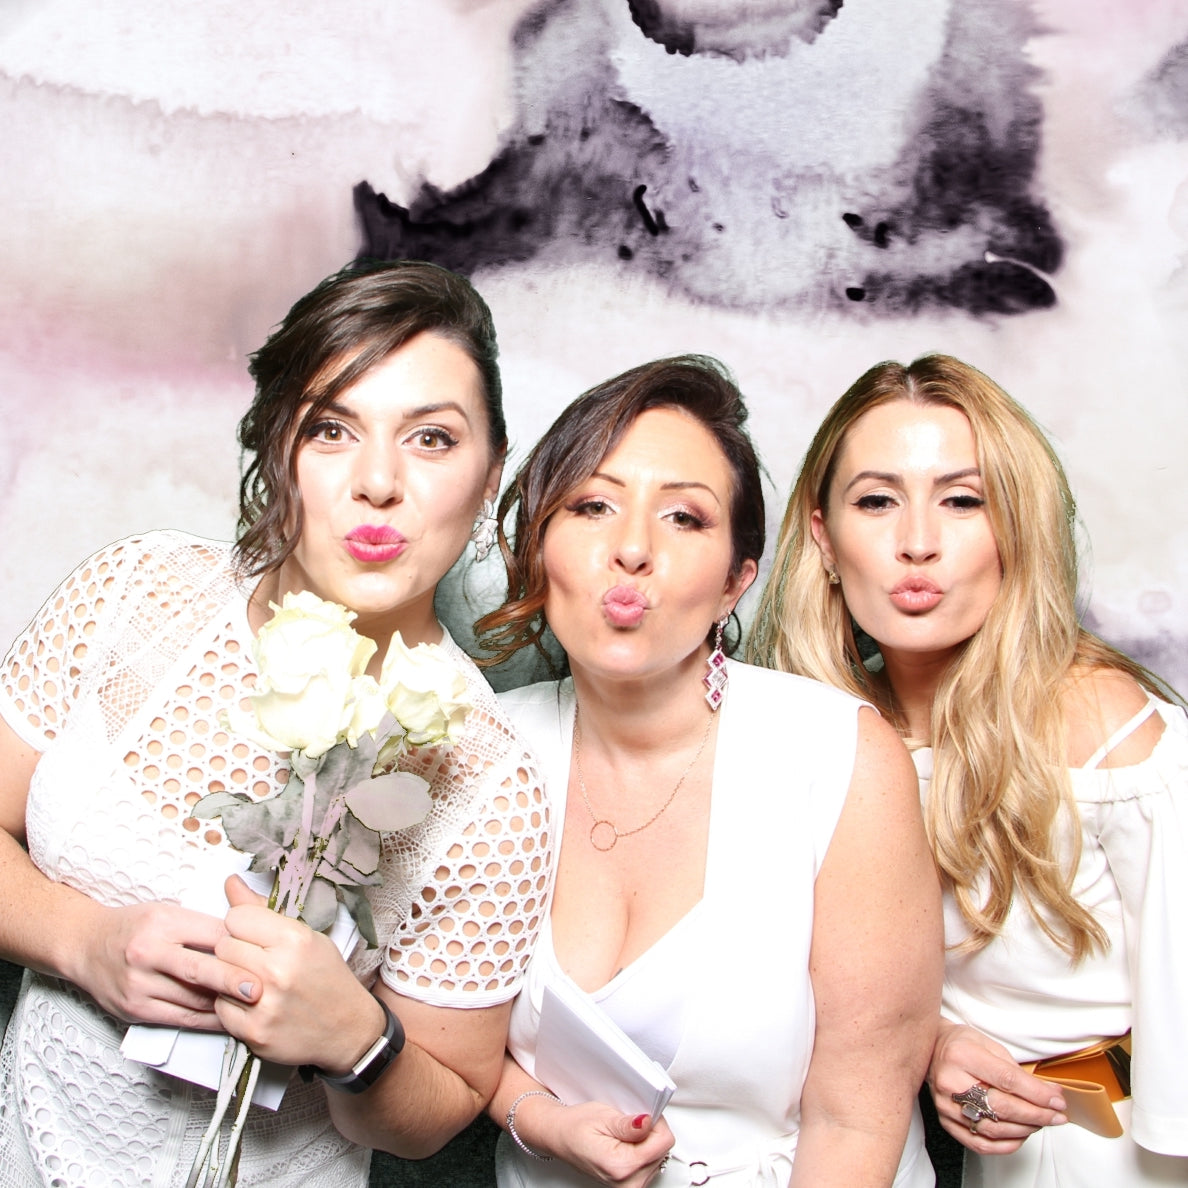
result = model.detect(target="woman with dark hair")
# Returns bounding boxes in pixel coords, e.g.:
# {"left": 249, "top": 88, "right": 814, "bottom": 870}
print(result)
{"left": 0, "top": 259, "right": 550, "bottom": 1186}
{"left": 477, "top": 356, "right": 941, "bottom": 1188}
{"left": 749, "top": 353, "right": 1188, "bottom": 1186}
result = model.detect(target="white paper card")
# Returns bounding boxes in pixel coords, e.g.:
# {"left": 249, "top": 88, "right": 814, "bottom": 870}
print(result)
{"left": 121, "top": 867, "right": 361, "bottom": 1111}
{"left": 535, "top": 980, "right": 676, "bottom": 1122}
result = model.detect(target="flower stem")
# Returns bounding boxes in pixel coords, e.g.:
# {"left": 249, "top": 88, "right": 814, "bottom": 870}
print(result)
{"left": 185, "top": 868, "right": 281, "bottom": 1188}
{"left": 215, "top": 1053, "right": 263, "bottom": 1188}
{"left": 292, "top": 792, "right": 347, "bottom": 916}
{"left": 186, "top": 1038, "right": 251, "bottom": 1188}
{"left": 277, "top": 767, "right": 319, "bottom": 917}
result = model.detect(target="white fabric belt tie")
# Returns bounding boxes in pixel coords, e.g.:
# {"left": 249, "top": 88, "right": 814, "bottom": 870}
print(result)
{"left": 667, "top": 1133, "right": 799, "bottom": 1186}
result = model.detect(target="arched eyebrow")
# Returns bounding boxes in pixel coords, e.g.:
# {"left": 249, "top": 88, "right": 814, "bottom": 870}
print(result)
{"left": 589, "top": 470, "right": 723, "bottom": 505}
{"left": 842, "top": 466, "right": 981, "bottom": 494}
{"left": 321, "top": 399, "right": 474, "bottom": 422}
{"left": 407, "top": 401, "right": 474, "bottom": 421}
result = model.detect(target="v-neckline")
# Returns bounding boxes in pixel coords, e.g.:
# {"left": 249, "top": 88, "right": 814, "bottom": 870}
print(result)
{"left": 546, "top": 666, "right": 732, "bottom": 994}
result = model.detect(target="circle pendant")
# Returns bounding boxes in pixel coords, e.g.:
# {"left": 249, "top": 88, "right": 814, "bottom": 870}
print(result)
{"left": 589, "top": 821, "right": 618, "bottom": 851}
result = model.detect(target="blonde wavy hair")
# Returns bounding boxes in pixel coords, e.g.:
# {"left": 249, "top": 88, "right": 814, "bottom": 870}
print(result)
{"left": 748, "top": 353, "right": 1171, "bottom": 961}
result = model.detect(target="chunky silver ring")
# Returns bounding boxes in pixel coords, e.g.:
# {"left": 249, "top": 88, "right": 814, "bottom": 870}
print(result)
{"left": 970, "top": 1121, "right": 979, "bottom": 1136}
{"left": 952, "top": 1082, "right": 999, "bottom": 1124}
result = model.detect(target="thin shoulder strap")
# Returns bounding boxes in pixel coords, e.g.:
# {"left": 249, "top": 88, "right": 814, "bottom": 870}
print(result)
{"left": 1081, "top": 695, "right": 1159, "bottom": 770}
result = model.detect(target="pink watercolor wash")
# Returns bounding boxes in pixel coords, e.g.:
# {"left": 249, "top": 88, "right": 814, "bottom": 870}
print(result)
{"left": 0, "top": 0, "right": 1185, "bottom": 686}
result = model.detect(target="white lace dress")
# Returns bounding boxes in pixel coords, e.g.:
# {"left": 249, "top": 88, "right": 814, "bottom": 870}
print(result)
{"left": 0, "top": 530, "right": 552, "bottom": 1188}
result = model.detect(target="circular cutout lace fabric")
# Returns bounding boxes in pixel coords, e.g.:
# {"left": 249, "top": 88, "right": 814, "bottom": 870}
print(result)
{"left": 0, "top": 531, "right": 551, "bottom": 1186}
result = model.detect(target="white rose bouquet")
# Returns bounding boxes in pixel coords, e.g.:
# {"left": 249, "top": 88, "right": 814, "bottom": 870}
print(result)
{"left": 184, "top": 591, "right": 472, "bottom": 1188}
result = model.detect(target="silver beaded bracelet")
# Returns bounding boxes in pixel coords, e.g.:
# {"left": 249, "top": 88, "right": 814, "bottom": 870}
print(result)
{"left": 506, "top": 1089, "right": 560, "bottom": 1161}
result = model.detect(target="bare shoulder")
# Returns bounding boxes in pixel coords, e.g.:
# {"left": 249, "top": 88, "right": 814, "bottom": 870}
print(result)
{"left": 1063, "top": 665, "right": 1165, "bottom": 768}
{"left": 847, "top": 705, "right": 918, "bottom": 816}
{"left": 854, "top": 705, "right": 914, "bottom": 772}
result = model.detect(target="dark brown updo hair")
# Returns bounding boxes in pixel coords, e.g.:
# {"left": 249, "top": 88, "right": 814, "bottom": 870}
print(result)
{"left": 235, "top": 258, "right": 504, "bottom": 576}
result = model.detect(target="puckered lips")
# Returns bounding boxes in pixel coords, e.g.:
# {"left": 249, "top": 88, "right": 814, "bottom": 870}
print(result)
{"left": 345, "top": 524, "right": 407, "bottom": 564}
{"left": 889, "top": 575, "right": 943, "bottom": 613}
{"left": 602, "top": 584, "right": 648, "bottom": 628}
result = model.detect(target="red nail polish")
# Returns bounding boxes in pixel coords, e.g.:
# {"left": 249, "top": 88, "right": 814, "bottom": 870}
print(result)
{"left": 632, "top": 1114, "right": 649, "bottom": 1129}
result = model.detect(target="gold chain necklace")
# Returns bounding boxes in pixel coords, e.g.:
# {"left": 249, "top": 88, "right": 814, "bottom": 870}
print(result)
{"left": 573, "top": 708, "right": 715, "bottom": 852}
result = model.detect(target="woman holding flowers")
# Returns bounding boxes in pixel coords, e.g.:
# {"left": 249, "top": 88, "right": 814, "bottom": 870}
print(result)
{"left": 0, "top": 260, "right": 551, "bottom": 1186}
{"left": 477, "top": 356, "right": 941, "bottom": 1188}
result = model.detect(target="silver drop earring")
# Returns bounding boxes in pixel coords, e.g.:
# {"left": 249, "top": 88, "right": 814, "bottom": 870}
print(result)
{"left": 470, "top": 499, "right": 497, "bottom": 561}
{"left": 703, "top": 614, "right": 730, "bottom": 710}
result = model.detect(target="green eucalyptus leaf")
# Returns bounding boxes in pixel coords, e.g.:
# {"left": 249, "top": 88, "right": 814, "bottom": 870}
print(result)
{"left": 340, "top": 885, "right": 379, "bottom": 949}
{"left": 319, "top": 817, "right": 346, "bottom": 867}
{"left": 317, "top": 732, "right": 380, "bottom": 796}
{"left": 317, "top": 855, "right": 382, "bottom": 887}
{"left": 218, "top": 810, "right": 287, "bottom": 868}
{"left": 350, "top": 723, "right": 384, "bottom": 773}
{"left": 247, "top": 852, "right": 277, "bottom": 876}
{"left": 316, "top": 849, "right": 383, "bottom": 883}
{"left": 299, "top": 876, "right": 339, "bottom": 934}
{"left": 215, "top": 779, "right": 307, "bottom": 866}
{"left": 344, "top": 772, "right": 432, "bottom": 832}
{"left": 191, "top": 791, "right": 253, "bottom": 819}
{"left": 289, "top": 750, "right": 323, "bottom": 781}
{"left": 338, "top": 814, "right": 381, "bottom": 876}
{"left": 313, "top": 863, "right": 351, "bottom": 886}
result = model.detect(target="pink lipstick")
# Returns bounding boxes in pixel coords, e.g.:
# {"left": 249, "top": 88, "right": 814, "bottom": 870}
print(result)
{"left": 345, "top": 525, "right": 407, "bottom": 563}
{"left": 602, "top": 585, "right": 648, "bottom": 628}
{"left": 889, "top": 576, "right": 942, "bottom": 613}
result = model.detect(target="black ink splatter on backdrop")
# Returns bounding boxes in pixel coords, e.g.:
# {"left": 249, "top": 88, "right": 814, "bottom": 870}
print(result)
{"left": 626, "top": 0, "right": 844, "bottom": 60}
{"left": 356, "top": 0, "right": 1060, "bottom": 316}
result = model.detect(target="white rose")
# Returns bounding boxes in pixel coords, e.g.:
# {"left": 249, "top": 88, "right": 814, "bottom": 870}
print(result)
{"left": 373, "top": 724, "right": 410, "bottom": 773}
{"left": 344, "top": 675, "right": 389, "bottom": 747}
{"left": 379, "top": 633, "right": 472, "bottom": 748}
{"left": 247, "top": 592, "right": 377, "bottom": 758}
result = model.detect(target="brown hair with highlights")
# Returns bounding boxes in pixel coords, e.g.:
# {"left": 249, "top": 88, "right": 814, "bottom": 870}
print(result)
{"left": 477, "top": 355, "right": 764, "bottom": 668}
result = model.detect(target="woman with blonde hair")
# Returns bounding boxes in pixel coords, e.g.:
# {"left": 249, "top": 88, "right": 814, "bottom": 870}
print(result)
{"left": 749, "top": 352, "right": 1188, "bottom": 1187}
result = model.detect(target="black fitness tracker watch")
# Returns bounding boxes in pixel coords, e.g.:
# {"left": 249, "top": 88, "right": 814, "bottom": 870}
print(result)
{"left": 300, "top": 996, "right": 405, "bottom": 1094}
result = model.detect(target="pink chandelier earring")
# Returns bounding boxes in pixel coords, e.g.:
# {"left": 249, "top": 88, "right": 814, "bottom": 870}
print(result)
{"left": 703, "top": 614, "right": 730, "bottom": 710}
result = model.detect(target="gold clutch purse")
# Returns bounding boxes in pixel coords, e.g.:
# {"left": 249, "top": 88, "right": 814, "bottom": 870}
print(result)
{"left": 1021, "top": 1032, "right": 1132, "bottom": 1139}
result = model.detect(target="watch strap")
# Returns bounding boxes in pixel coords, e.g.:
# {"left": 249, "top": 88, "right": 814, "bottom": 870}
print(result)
{"left": 300, "top": 995, "right": 405, "bottom": 1095}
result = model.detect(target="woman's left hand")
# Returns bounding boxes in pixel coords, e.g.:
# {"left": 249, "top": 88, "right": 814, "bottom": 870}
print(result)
{"left": 516, "top": 1093, "right": 675, "bottom": 1187}
{"left": 212, "top": 875, "right": 382, "bottom": 1070}
{"left": 559, "top": 1105, "right": 674, "bottom": 1188}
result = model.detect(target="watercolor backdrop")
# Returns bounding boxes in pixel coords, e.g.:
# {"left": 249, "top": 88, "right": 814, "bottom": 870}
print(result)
{"left": 2, "top": 0, "right": 1186, "bottom": 689}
